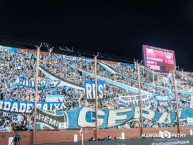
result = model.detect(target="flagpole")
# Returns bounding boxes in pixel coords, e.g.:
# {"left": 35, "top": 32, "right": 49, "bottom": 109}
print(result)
{"left": 33, "top": 43, "right": 41, "bottom": 145}
{"left": 80, "top": 128, "right": 84, "bottom": 145}
{"left": 172, "top": 70, "right": 180, "bottom": 133}
{"left": 137, "top": 63, "right": 143, "bottom": 136}
{"left": 82, "top": 130, "right": 84, "bottom": 145}
{"left": 152, "top": 70, "right": 154, "bottom": 84}
{"left": 94, "top": 55, "right": 98, "bottom": 140}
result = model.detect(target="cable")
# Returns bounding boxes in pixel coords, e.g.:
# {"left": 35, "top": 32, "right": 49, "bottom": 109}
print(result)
{"left": 1, "top": 36, "right": 193, "bottom": 71}
{"left": 0, "top": 36, "right": 135, "bottom": 63}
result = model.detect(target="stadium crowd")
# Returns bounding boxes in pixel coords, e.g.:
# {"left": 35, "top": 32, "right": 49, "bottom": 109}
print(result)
{"left": 0, "top": 48, "right": 193, "bottom": 132}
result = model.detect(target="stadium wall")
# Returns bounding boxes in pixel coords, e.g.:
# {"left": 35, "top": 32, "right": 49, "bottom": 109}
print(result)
{"left": 0, "top": 127, "right": 193, "bottom": 145}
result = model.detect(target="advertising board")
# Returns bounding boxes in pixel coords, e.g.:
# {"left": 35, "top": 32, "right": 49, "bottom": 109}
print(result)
{"left": 143, "top": 45, "right": 176, "bottom": 73}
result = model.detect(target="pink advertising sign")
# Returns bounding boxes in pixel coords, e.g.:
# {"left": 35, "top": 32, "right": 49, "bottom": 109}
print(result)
{"left": 143, "top": 45, "right": 176, "bottom": 73}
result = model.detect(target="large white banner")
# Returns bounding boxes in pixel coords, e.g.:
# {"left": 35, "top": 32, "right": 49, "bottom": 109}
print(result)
{"left": 119, "top": 95, "right": 150, "bottom": 109}
{"left": 46, "top": 94, "right": 64, "bottom": 102}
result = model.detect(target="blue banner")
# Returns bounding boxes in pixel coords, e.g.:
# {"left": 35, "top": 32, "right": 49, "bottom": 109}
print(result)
{"left": 0, "top": 101, "right": 66, "bottom": 113}
{"left": 13, "top": 76, "right": 63, "bottom": 90}
{"left": 46, "top": 94, "right": 64, "bottom": 102}
{"left": 154, "top": 94, "right": 173, "bottom": 101}
{"left": 84, "top": 80, "right": 106, "bottom": 102}
{"left": 63, "top": 55, "right": 93, "bottom": 62}
{"left": 66, "top": 107, "right": 193, "bottom": 129}
{"left": 1, "top": 100, "right": 193, "bottom": 129}
{"left": 67, "top": 107, "right": 134, "bottom": 128}
{"left": 0, "top": 45, "right": 18, "bottom": 53}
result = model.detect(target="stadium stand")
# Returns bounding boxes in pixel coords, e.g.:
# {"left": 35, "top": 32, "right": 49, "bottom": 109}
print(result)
{"left": 0, "top": 45, "right": 193, "bottom": 133}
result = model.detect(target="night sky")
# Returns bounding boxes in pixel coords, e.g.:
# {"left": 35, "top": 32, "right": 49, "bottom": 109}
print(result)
{"left": 1, "top": 0, "right": 193, "bottom": 70}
